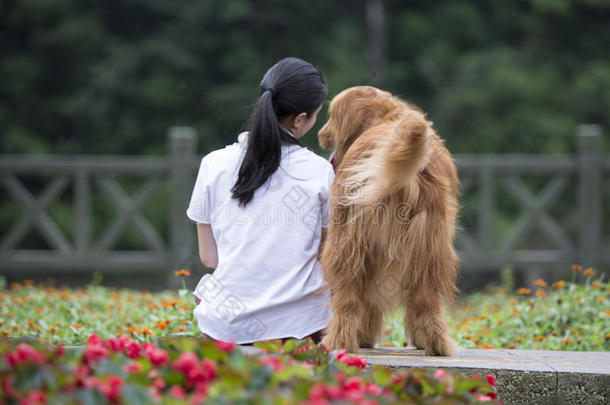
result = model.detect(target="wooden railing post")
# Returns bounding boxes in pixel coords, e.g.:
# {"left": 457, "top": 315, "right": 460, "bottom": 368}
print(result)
{"left": 168, "top": 127, "right": 197, "bottom": 289}
{"left": 578, "top": 124, "right": 602, "bottom": 269}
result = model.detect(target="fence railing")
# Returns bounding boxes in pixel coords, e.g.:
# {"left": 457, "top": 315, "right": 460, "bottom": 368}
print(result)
{"left": 0, "top": 125, "right": 608, "bottom": 287}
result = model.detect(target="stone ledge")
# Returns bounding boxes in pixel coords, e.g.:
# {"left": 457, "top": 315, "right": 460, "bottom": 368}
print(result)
{"left": 357, "top": 347, "right": 610, "bottom": 405}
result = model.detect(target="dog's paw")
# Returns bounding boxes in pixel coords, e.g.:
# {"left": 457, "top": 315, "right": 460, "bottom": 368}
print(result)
{"left": 322, "top": 335, "right": 359, "bottom": 353}
{"left": 424, "top": 336, "right": 458, "bottom": 357}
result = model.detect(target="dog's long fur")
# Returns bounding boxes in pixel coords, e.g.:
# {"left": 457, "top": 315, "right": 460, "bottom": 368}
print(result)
{"left": 318, "top": 86, "right": 460, "bottom": 356}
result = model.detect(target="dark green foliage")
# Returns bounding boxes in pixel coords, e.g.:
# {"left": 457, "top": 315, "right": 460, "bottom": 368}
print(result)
{"left": 1, "top": 0, "right": 608, "bottom": 156}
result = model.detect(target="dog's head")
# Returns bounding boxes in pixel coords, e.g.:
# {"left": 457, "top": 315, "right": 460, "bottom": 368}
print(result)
{"left": 318, "top": 86, "right": 404, "bottom": 170}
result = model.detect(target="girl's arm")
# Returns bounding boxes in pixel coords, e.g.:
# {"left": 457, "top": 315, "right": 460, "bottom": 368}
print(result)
{"left": 196, "top": 223, "right": 218, "bottom": 269}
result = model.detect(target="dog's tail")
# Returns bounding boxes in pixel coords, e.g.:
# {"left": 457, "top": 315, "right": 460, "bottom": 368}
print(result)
{"left": 338, "top": 115, "right": 432, "bottom": 206}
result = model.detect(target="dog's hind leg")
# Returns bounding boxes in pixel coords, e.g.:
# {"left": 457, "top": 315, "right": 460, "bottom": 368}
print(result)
{"left": 357, "top": 302, "right": 383, "bottom": 348}
{"left": 400, "top": 210, "right": 459, "bottom": 356}
{"left": 403, "top": 290, "right": 456, "bottom": 356}
{"left": 321, "top": 285, "right": 363, "bottom": 353}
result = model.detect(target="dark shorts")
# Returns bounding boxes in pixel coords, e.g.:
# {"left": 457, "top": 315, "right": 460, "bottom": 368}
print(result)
{"left": 194, "top": 296, "right": 325, "bottom": 345}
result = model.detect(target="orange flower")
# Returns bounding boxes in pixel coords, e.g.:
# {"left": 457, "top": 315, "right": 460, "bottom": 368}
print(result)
{"left": 561, "top": 338, "right": 573, "bottom": 345}
{"left": 604, "top": 333, "right": 610, "bottom": 340}
{"left": 598, "top": 296, "right": 605, "bottom": 302}
{"left": 383, "top": 342, "right": 394, "bottom": 347}
{"left": 162, "top": 300, "right": 180, "bottom": 308}
{"left": 535, "top": 290, "right": 546, "bottom": 297}
{"left": 517, "top": 288, "right": 531, "bottom": 295}
{"left": 482, "top": 344, "right": 495, "bottom": 349}
{"left": 514, "top": 337, "right": 524, "bottom": 342}
{"left": 552, "top": 280, "right": 566, "bottom": 290}
{"left": 509, "top": 344, "right": 516, "bottom": 349}
{"left": 0, "top": 331, "right": 12, "bottom": 337}
{"left": 570, "top": 328, "right": 579, "bottom": 335}
{"left": 174, "top": 269, "right": 191, "bottom": 277}
{"left": 464, "top": 334, "right": 474, "bottom": 340}
{"left": 23, "top": 280, "right": 34, "bottom": 287}
{"left": 155, "top": 320, "right": 169, "bottom": 330}
{"left": 571, "top": 264, "right": 582, "bottom": 272}
{"left": 496, "top": 320, "right": 504, "bottom": 325}
{"left": 533, "top": 279, "right": 547, "bottom": 287}
{"left": 71, "top": 323, "right": 83, "bottom": 329}
{"left": 508, "top": 299, "right": 517, "bottom": 305}
{"left": 49, "top": 327, "right": 59, "bottom": 334}
{"left": 9, "top": 282, "right": 21, "bottom": 290}
{"left": 140, "top": 328, "right": 153, "bottom": 336}
{"left": 551, "top": 330, "right": 558, "bottom": 336}
{"left": 384, "top": 328, "right": 392, "bottom": 335}
{"left": 583, "top": 267, "right": 596, "bottom": 277}
{"left": 126, "top": 328, "right": 140, "bottom": 334}
{"left": 175, "top": 326, "right": 187, "bottom": 332}
{"left": 512, "top": 311, "right": 520, "bottom": 317}
{"left": 605, "top": 311, "right": 610, "bottom": 317}
{"left": 591, "top": 281, "right": 600, "bottom": 288}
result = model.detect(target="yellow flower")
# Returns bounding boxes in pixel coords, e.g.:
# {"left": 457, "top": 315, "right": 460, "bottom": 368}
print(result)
{"left": 552, "top": 280, "right": 566, "bottom": 289}
{"left": 535, "top": 290, "right": 546, "bottom": 297}
{"left": 533, "top": 279, "right": 547, "bottom": 287}
{"left": 571, "top": 264, "right": 582, "bottom": 272}
{"left": 583, "top": 267, "right": 596, "bottom": 277}
{"left": 517, "top": 288, "right": 531, "bottom": 295}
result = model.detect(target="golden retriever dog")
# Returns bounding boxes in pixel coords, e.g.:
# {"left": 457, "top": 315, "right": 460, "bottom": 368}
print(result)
{"left": 318, "top": 86, "right": 460, "bottom": 356}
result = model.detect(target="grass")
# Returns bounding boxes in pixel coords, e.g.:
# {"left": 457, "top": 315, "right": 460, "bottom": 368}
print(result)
{"left": 1, "top": 266, "right": 608, "bottom": 351}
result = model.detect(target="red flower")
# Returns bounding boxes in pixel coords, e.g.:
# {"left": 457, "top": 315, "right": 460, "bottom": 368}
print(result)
{"left": 82, "top": 344, "right": 109, "bottom": 365}
{"left": 336, "top": 349, "right": 367, "bottom": 368}
{"left": 2, "top": 376, "right": 16, "bottom": 398}
{"left": 364, "top": 383, "right": 381, "bottom": 395}
{"left": 126, "top": 341, "right": 142, "bottom": 359}
{"left": 153, "top": 379, "right": 165, "bottom": 390}
{"left": 146, "top": 346, "right": 169, "bottom": 366}
{"left": 259, "top": 355, "right": 284, "bottom": 371}
{"left": 123, "top": 362, "right": 142, "bottom": 373}
{"left": 486, "top": 374, "right": 496, "bottom": 386}
{"left": 215, "top": 339, "right": 236, "bottom": 353}
{"left": 106, "top": 336, "right": 132, "bottom": 352}
{"left": 172, "top": 352, "right": 200, "bottom": 375}
{"left": 101, "top": 375, "right": 124, "bottom": 404}
{"left": 19, "top": 390, "right": 45, "bottom": 405}
{"left": 86, "top": 333, "right": 103, "bottom": 346}
{"left": 170, "top": 385, "right": 186, "bottom": 399}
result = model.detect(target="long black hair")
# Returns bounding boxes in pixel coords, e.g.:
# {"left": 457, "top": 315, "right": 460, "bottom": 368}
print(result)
{"left": 231, "top": 57, "right": 328, "bottom": 206}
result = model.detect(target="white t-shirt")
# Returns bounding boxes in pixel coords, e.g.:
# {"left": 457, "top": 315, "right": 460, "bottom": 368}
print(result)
{"left": 186, "top": 132, "right": 334, "bottom": 343}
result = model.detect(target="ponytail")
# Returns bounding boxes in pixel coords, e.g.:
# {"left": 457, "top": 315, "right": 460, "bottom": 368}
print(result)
{"left": 231, "top": 57, "right": 327, "bottom": 206}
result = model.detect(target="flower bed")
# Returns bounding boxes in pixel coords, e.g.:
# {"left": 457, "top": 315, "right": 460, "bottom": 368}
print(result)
{"left": 0, "top": 266, "right": 606, "bottom": 351}
{"left": 383, "top": 266, "right": 609, "bottom": 351}
{"left": 1, "top": 335, "right": 499, "bottom": 404}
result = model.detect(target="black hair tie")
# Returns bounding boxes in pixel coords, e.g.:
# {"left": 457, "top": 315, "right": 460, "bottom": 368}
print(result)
{"left": 261, "top": 86, "right": 275, "bottom": 96}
